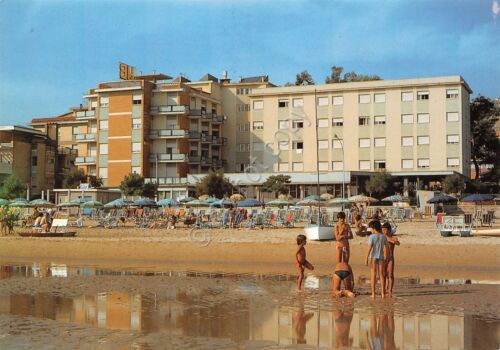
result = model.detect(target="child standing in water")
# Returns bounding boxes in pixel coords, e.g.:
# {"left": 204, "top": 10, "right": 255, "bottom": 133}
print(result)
{"left": 295, "top": 234, "right": 314, "bottom": 291}
{"left": 382, "top": 222, "right": 400, "bottom": 297}
{"left": 335, "top": 212, "right": 352, "bottom": 263}
{"left": 365, "top": 220, "right": 388, "bottom": 298}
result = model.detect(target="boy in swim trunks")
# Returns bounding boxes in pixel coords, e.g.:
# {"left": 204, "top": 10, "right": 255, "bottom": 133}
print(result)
{"left": 296, "top": 234, "right": 314, "bottom": 291}
{"left": 365, "top": 220, "right": 388, "bottom": 298}
{"left": 382, "top": 222, "right": 400, "bottom": 297}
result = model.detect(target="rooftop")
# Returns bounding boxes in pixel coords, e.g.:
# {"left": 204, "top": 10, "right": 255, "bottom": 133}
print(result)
{"left": 0, "top": 125, "right": 47, "bottom": 136}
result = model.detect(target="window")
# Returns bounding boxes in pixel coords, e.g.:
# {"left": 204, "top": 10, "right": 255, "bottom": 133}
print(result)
{"left": 238, "top": 143, "right": 250, "bottom": 152}
{"left": 359, "top": 94, "right": 370, "bottom": 104}
{"left": 332, "top": 161, "right": 343, "bottom": 170}
{"left": 253, "top": 121, "right": 264, "bottom": 130}
{"left": 447, "top": 158, "right": 460, "bottom": 167}
{"left": 279, "top": 141, "right": 289, "bottom": 150}
{"left": 359, "top": 138, "right": 370, "bottom": 148}
{"left": 238, "top": 123, "right": 249, "bottom": 132}
{"left": 132, "top": 166, "right": 141, "bottom": 174}
{"left": 99, "top": 120, "right": 108, "bottom": 130}
{"left": 446, "top": 89, "right": 459, "bottom": 99}
{"left": 317, "top": 97, "right": 328, "bottom": 106}
{"left": 374, "top": 138, "right": 386, "bottom": 147}
{"left": 278, "top": 99, "right": 289, "bottom": 108}
{"left": 417, "top": 136, "right": 430, "bottom": 145}
{"left": 99, "top": 144, "right": 108, "bottom": 155}
{"left": 72, "top": 126, "right": 78, "bottom": 135}
{"left": 318, "top": 119, "right": 329, "bottom": 128}
{"left": 253, "top": 100, "right": 264, "bottom": 110}
{"left": 293, "top": 141, "right": 304, "bottom": 153}
{"left": 333, "top": 118, "right": 344, "bottom": 126}
{"left": 417, "top": 113, "right": 430, "bottom": 123}
{"left": 374, "top": 115, "right": 386, "bottom": 125}
{"left": 333, "top": 96, "right": 343, "bottom": 105}
{"left": 292, "top": 98, "right": 304, "bottom": 108}
{"left": 401, "top": 159, "right": 414, "bottom": 169}
{"left": 401, "top": 114, "right": 414, "bottom": 124}
{"left": 332, "top": 139, "right": 343, "bottom": 149}
{"left": 359, "top": 160, "right": 370, "bottom": 170}
{"left": 318, "top": 140, "right": 329, "bottom": 149}
{"left": 402, "top": 136, "right": 414, "bottom": 146}
{"left": 100, "top": 97, "right": 109, "bottom": 107}
{"left": 447, "top": 135, "right": 460, "bottom": 144}
{"left": 418, "top": 158, "right": 430, "bottom": 168}
{"left": 359, "top": 116, "right": 370, "bottom": 125}
{"left": 90, "top": 100, "right": 97, "bottom": 108}
{"left": 374, "top": 161, "right": 386, "bottom": 169}
{"left": 401, "top": 92, "right": 413, "bottom": 101}
{"left": 279, "top": 163, "right": 289, "bottom": 172}
{"left": 292, "top": 120, "right": 304, "bottom": 128}
{"left": 447, "top": 112, "right": 459, "bottom": 122}
{"left": 132, "top": 142, "right": 141, "bottom": 153}
{"left": 279, "top": 120, "right": 289, "bottom": 129}
{"left": 417, "top": 91, "right": 429, "bottom": 100}
{"left": 318, "top": 162, "right": 329, "bottom": 171}
{"left": 32, "top": 156, "right": 37, "bottom": 166}
{"left": 99, "top": 167, "right": 108, "bottom": 178}
{"left": 374, "top": 93, "right": 386, "bottom": 103}
{"left": 132, "top": 118, "right": 142, "bottom": 129}
{"left": 236, "top": 88, "right": 252, "bottom": 95}
{"left": 133, "top": 99, "right": 142, "bottom": 105}
{"left": 253, "top": 142, "right": 264, "bottom": 151}
{"left": 293, "top": 162, "right": 304, "bottom": 171}
{"left": 237, "top": 104, "right": 250, "bottom": 112}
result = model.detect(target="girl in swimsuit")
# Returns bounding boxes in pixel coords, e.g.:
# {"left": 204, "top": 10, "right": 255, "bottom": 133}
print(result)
{"left": 332, "top": 249, "right": 355, "bottom": 298}
{"left": 382, "top": 222, "right": 400, "bottom": 297}
{"left": 334, "top": 212, "right": 352, "bottom": 263}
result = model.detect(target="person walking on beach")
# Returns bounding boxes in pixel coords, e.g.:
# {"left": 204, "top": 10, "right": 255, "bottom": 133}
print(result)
{"left": 365, "top": 220, "right": 388, "bottom": 298}
{"left": 295, "top": 234, "right": 314, "bottom": 291}
{"left": 382, "top": 222, "right": 400, "bottom": 297}
{"left": 335, "top": 212, "right": 352, "bottom": 263}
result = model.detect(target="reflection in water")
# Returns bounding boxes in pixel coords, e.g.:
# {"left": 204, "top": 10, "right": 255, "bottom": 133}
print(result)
{"left": 0, "top": 263, "right": 498, "bottom": 349}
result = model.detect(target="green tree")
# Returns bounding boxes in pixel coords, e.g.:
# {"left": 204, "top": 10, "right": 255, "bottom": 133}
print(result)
{"left": 119, "top": 173, "right": 144, "bottom": 197}
{"left": 470, "top": 96, "right": 500, "bottom": 181}
{"left": 63, "top": 168, "right": 86, "bottom": 188}
{"left": 261, "top": 175, "right": 291, "bottom": 197}
{"left": 88, "top": 175, "right": 103, "bottom": 188}
{"left": 195, "top": 169, "right": 233, "bottom": 198}
{"left": 295, "top": 70, "right": 315, "bottom": 86}
{"left": 0, "top": 175, "right": 26, "bottom": 200}
{"left": 364, "top": 171, "right": 393, "bottom": 198}
{"left": 442, "top": 174, "right": 465, "bottom": 195}
{"left": 141, "top": 182, "right": 158, "bottom": 199}
{"left": 325, "top": 65, "right": 381, "bottom": 84}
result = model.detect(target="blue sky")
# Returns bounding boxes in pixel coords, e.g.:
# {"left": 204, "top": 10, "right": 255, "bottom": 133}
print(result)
{"left": 0, "top": 0, "right": 498, "bottom": 125}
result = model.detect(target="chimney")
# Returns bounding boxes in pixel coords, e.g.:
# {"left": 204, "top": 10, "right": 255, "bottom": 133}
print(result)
{"left": 220, "top": 70, "right": 231, "bottom": 84}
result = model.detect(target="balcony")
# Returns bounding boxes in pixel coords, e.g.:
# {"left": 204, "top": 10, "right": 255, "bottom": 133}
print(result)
{"left": 145, "top": 177, "right": 188, "bottom": 185}
{"left": 150, "top": 129, "right": 188, "bottom": 139}
{"left": 150, "top": 105, "right": 188, "bottom": 114}
{"left": 212, "top": 137, "right": 227, "bottom": 146}
{"left": 75, "top": 133, "right": 96, "bottom": 142}
{"left": 188, "top": 109, "right": 212, "bottom": 120}
{"left": 187, "top": 155, "right": 204, "bottom": 164}
{"left": 75, "top": 110, "right": 96, "bottom": 119}
{"left": 212, "top": 115, "right": 227, "bottom": 124}
{"left": 149, "top": 153, "right": 187, "bottom": 163}
{"left": 75, "top": 156, "right": 96, "bottom": 164}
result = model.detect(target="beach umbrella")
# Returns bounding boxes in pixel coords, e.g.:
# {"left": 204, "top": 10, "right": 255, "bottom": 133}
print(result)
{"left": 427, "top": 195, "right": 458, "bottom": 204}
{"left": 461, "top": 194, "right": 495, "bottom": 203}
{"left": 133, "top": 198, "right": 158, "bottom": 207}
{"left": 348, "top": 195, "right": 379, "bottom": 203}
{"left": 296, "top": 199, "right": 322, "bottom": 206}
{"left": 0, "top": 199, "right": 9, "bottom": 206}
{"left": 178, "top": 196, "right": 196, "bottom": 203}
{"left": 230, "top": 193, "right": 245, "bottom": 202}
{"left": 81, "top": 200, "right": 104, "bottom": 208}
{"left": 320, "top": 193, "right": 335, "bottom": 201}
{"left": 58, "top": 198, "right": 85, "bottom": 207}
{"left": 266, "top": 199, "right": 294, "bottom": 207}
{"left": 157, "top": 198, "right": 178, "bottom": 207}
{"left": 104, "top": 197, "right": 133, "bottom": 209}
{"left": 9, "top": 201, "right": 31, "bottom": 207}
{"left": 12, "top": 198, "right": 28, "bottom": 203}
{"left": 203, "top": 197, "right": 219, "bottom": 204}
{"left": 186, "top": 199, "right": 210, "bottom": 207}
{"left": 326, "top": 198, "right": 353, "bottom": 206}
{"left": 198, "top": 194, "right": 210, "bottom": 201}
{"left": 382, "top": 195, "right": 410, "bottom": 202}
{"left": 237, "top": 199, "right": 264, "bottom": 207}
{"left": 303, "top": 195, "right": 325, "bottom": 201}
{"left": 29, "top": 199, "right": 56, "bottom": 208}
{"left": 210, "top": 199, "right": 234, "bottom": 208}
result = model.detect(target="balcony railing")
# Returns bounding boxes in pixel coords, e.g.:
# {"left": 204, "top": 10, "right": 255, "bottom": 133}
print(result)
{"left": 149, "top": 153, "right": 187, "bottom": 162}
{"left": 212, "top": 137, "right": 227, "bottom": 146}
{"left": 75, "top": 110, "right": 96, "bottom": 119}
{"left": 75, "top": 156, "right": 96, "bottom": 164}
{"left": 150, "top": 105, "right": 188, "bottom": 114}
{"left": 75, "top": 133, "right": 96, "bottom": 142}
{"left": 150, "top": 129, "right": 188, "bottom": 139}
{"left": 212, "top": 115, "right": 227, "bottom": 124}
{"left": 145, "top": 177, "right": 188, "bottom": 185}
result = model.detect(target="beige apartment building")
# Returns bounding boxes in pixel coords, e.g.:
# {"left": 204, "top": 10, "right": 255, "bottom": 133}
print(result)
{"left": 30, "top": 69, "right": 471, "bottom": 199}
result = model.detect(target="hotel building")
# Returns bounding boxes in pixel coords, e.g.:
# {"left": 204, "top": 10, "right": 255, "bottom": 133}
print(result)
{"left": 30, "top": 69, "right": 471, "bottom": 200}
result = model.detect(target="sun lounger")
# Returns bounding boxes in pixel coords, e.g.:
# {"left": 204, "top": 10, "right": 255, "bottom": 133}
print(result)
{"left": 18, "top": 219, "right": 77, "bottom": 237}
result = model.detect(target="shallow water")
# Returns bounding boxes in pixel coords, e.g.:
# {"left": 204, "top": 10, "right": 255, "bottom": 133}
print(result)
{"left": 0, "top": 262, "right": 498, "bottom": 349}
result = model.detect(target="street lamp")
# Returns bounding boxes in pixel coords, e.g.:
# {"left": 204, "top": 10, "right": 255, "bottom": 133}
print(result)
{"left": 334, "top": 134, "right": 345, "bottom": 198}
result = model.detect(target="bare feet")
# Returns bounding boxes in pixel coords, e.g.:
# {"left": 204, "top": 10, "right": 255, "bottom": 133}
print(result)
{"left": 371, "top": 294, "right": 376, "bottom": 298}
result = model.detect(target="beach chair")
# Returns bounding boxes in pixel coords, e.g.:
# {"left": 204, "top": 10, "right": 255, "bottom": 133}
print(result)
{"left": 473, "top": 209, "right": 483, "bottom": 227}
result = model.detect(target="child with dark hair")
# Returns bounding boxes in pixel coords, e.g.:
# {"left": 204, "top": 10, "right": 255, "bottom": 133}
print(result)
{"left": 365, "top": 220, "right": 388, "bottom": 298}
{"left": 335, "top": 212, "right": 352, "bottom": 263}
{"left": 295, "top": 234, "right": 314, "bottom": 291}
{"left": 382, "top": 222, "right": 400, "bottom": 297}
